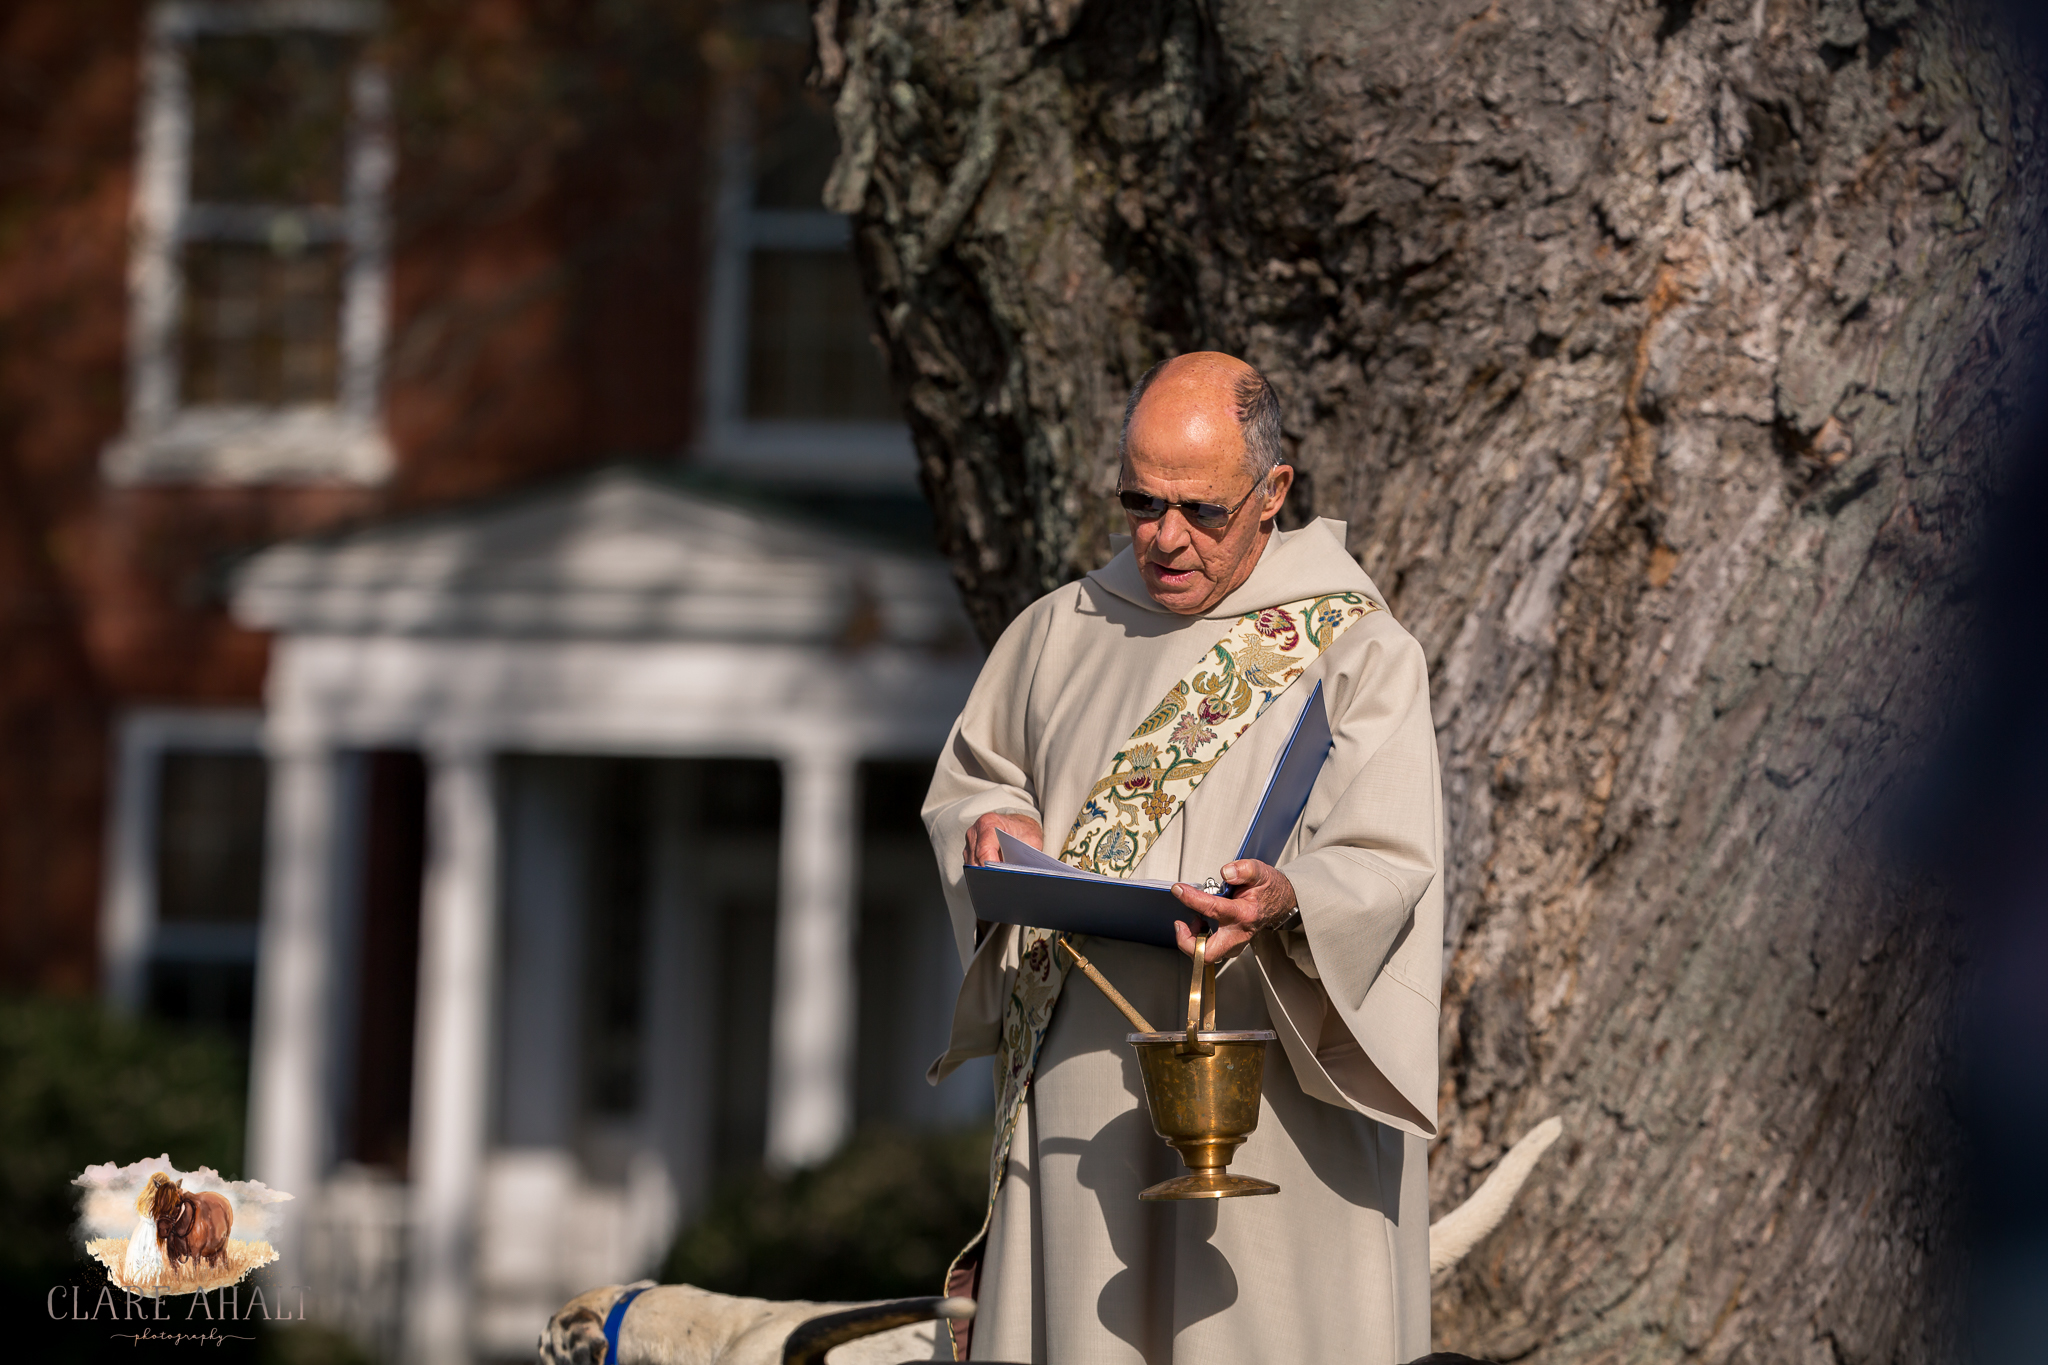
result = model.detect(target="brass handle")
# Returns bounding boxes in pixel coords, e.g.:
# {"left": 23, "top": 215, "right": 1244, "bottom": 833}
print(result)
{"left": 1179, "top": 934, "right": 1215, "bottom": 1056}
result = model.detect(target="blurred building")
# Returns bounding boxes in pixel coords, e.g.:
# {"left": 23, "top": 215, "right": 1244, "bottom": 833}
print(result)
{"left": 0, "top": 3, "right": 984, "bottom": 1362}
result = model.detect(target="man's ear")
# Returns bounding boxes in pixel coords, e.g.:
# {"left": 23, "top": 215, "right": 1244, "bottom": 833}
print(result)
{"left": 1260, "top": 465, "right": 1294, "bottom": 522}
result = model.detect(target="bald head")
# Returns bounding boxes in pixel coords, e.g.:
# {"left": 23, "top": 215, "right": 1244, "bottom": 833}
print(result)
{"left": 1115, "top": 351, "right": 1294, "bottom": 615}
{"left": 1119, "top": 352, "right": 1283, "bottom": 480}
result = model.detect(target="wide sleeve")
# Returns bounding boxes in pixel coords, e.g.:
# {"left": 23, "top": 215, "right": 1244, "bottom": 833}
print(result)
{"left": 1254, "top": 623, "right": 1445, "bottom": 1138}
{"left": 921, "top": 596, "right": 1057, "bottom": 969}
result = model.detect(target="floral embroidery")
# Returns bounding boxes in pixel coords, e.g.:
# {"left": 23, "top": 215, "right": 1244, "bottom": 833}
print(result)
{"left": 1167, "top": 704, "right": 1218, "bottom": 752}
{"left": 1057, "top": 591, "right": 1377, "bottom": 876}
{"left": 1254, "top": 606, "right": 1301, "bottom": 648}
{"left": 1096, "top": 827, "right": 1138, "bottom": 867}
{"left": 978, "top": 924, "right": 1068, "bottom": 1232}
{"left": 1310, "top": 600, "right": 1354, "bottom": 647}
{"left": 1129, "top": 682, "right": 1188, "bottom": 739}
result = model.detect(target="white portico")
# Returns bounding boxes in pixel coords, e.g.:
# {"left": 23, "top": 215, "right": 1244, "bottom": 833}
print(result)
{"left": 230, "top": 467, "right": 983, "bottom": 1363}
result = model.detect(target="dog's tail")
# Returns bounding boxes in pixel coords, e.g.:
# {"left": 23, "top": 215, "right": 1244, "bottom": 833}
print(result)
{"left": 780, "top": 1295, "right": 977, "bottom": 1365}
{"left": 1427, "top": 1116, "right": 1562, "bottom": 1275}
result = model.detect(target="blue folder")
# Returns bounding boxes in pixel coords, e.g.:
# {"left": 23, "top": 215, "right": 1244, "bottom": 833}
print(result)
{"left": 962, "top": 682, "right": 1334, "bottom": 948}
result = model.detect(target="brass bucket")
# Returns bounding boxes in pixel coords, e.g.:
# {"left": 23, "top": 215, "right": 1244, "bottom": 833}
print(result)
{"left": 1126, "top": 936, "right": 1279, "bottom": 1201}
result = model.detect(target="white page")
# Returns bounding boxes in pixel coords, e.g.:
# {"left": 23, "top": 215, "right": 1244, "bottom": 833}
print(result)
{"left": 993, "top": 829, "right": 1080, "bottom": 874}
{"left": 993, "top": 829, "right": 1180, "bottom": 890}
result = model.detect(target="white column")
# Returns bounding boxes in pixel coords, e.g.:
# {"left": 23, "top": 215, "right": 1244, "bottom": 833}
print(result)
{"left": 764, "top": 747, "right": 860, "bottom": 1170}
{"left": 99, "top": 715, "right": 162, "bottom": 1014}
{"left": 405, "top": 746, "right": 498, "bottom": 1365}
{"left": 247, "top": 740, "right": 342, "bottom": 1256}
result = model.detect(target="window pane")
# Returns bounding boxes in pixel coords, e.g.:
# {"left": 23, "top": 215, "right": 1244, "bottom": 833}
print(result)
{"left": 188, "top": 31, "right": 359, "bottom": 206}
{"left": 146, "top": 959, "right": 257, "bottom": 1047}
{"left": 348, "top": 750, "right": 425, "bottom": 1173}
{"left": 582, "top": 760, "right": 649, "bottom": 1119}
{"left": 753, "top": 85, "right": 839, "bottom": 211}
{"left": 155, "top": 751, "right": 268, "bottom": 926}
{"left": 744, "top": 249, "right": 896, "bottom": 422}
{"left": 179, "top": 240, "right": 343, "bottom": 405}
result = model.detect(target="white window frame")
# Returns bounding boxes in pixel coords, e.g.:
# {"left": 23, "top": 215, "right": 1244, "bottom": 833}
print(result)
{"left": 696, "top": 87, "right": 915, "bottom": 491}
{"left": 99, "top": 707, "right": 267, "bottom": 1013}
{"left": 104, "top": 0, "right": 393, "bottom": 486}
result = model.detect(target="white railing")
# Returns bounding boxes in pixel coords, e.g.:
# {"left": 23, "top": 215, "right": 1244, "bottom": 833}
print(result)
{"left": 473, "top": 1149, "right": 677, "bottom": 1358}
{"left": 303, "top": 1164, "right": 409, "bottom": 1362}
{"left": 299, "top": 1151, "right": 676, "bottom": 1362}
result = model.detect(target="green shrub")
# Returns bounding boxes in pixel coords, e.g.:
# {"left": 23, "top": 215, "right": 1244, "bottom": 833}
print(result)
{"left": 0, "top": 993, "right": 249, "bottom": 1362}
{"left": 661, "top": 1127, "right": 990, "bottom": 1302}
{"left": 258, "top": 1322, "right": 375, "bottom": 1365}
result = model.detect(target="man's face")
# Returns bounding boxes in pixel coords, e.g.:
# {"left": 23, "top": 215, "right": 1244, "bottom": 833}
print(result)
{"left": 1121, "top": 367, "right": 1292, "bottom": 616}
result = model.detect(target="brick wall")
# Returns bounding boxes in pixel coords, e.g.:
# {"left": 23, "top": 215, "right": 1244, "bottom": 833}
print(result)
{"left": 0, "top": 0, "right": 728, "bottom": 990}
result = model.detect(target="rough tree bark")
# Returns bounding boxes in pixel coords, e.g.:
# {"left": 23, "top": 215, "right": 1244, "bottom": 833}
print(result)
{"left": 818, "top": 1, "right": 2045, "bottom": 1361}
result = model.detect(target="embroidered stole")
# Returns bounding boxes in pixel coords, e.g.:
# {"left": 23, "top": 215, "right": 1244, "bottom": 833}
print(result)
{"left": 943, "top": 590, "right": 1376, "bottom": 1353}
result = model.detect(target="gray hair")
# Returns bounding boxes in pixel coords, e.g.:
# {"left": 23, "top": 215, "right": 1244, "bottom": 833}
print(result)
{"left": 1118, "top": 359, "right": 1285, "bottom": 480}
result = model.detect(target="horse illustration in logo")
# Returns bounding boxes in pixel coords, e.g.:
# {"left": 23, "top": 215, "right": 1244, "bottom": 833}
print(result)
{"left": 143, "top": 1173, "right": 234, "bottom": 1268}
{"left": 77, "top": 1157, "right": 288, "bottom": 1297}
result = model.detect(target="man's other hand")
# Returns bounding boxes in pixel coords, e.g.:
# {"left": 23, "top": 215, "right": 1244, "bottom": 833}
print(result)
{"left": 964, "top": 812, "right": 1045, "bottom": 867}
{"left": 1171, "top": 860, "right": 1298, "bottom": 962}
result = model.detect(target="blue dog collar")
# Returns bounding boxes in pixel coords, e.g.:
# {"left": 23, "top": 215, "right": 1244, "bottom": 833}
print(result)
{"left": 602, "top": 1285, "right": 652, "bottom": 1364}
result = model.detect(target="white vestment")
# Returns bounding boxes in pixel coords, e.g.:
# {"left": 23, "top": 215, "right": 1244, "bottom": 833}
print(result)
{"left": 923, "top": 519, "right": 1444, "bottom": 1365}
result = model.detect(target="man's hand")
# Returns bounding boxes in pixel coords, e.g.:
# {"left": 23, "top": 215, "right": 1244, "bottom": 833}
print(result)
{"left": 1171, "top": 860, "right": 1298, "bottom": 962}
{"left": 963, "top": 811, "right": 1045, "bottom": 867}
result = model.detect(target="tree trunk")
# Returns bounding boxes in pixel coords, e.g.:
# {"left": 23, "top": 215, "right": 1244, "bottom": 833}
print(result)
{"left": 820, "top": 0, "right": 2044, "bottom": 1360}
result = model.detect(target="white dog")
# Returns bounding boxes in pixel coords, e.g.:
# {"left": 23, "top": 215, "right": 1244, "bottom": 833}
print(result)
{"left": 540, "top": 1119, "right": 1563, "bottom": 1365}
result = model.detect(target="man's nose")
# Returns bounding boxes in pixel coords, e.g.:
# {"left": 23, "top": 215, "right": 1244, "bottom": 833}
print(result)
{"left": 1153, "top": 509, "right": 1194, "bottom": 554}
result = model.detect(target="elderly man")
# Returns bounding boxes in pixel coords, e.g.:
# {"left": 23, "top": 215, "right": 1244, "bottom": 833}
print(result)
{"left": 923, "top": 352, "right": 1443, "bottom": 1364}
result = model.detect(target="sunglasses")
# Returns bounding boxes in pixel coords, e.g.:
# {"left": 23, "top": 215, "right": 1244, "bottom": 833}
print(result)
{"left": 1114, "top": 481, "right": 1264, "bottom": 531}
